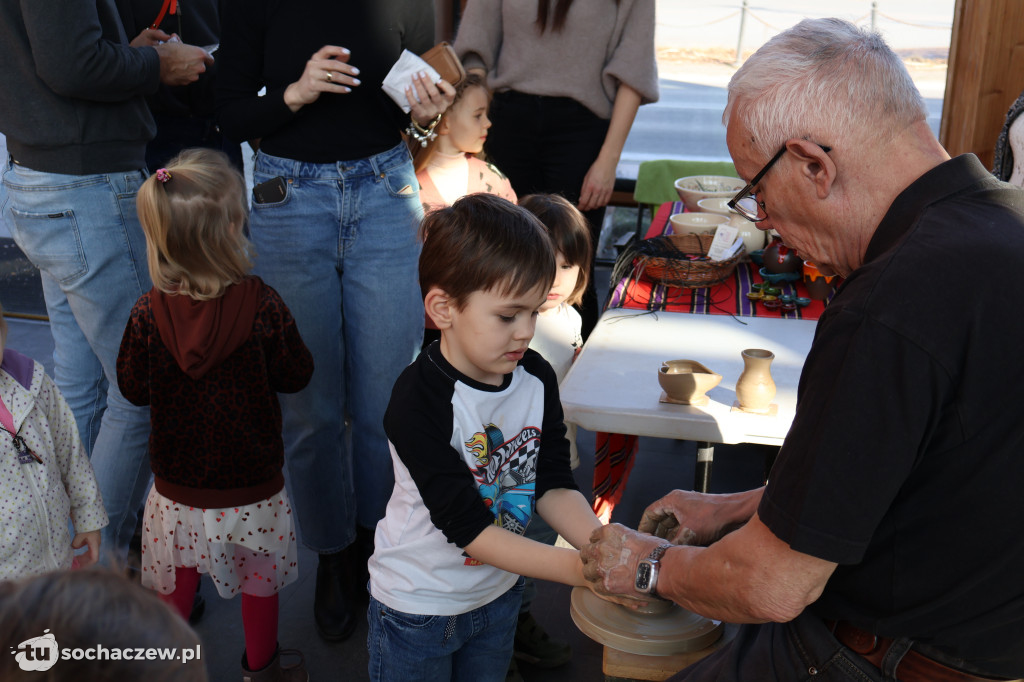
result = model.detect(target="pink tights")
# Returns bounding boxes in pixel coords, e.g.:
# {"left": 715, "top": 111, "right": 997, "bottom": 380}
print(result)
{"left": 159, "top": 566, "right": 279, "bottom": 671}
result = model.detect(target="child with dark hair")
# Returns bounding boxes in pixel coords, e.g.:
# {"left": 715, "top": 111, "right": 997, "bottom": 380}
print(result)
{"left": 366, "top": 193, "right": 607, "bottom": 681}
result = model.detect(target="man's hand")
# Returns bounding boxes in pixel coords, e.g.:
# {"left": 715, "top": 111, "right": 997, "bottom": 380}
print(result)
{"left": 154, "top": 41, "right": 214, "bottom": 86}
{"left": 131, "top": 28, "right": 172, "bottom": 48}
{"left": 580, "top": 523, "right": 664, "bottom": 601}
{"left": 639, "top": 489, "right": 757, "bottom": 545}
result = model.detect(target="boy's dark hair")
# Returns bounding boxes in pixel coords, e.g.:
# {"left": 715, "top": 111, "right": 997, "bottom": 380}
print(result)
{"left": 419, "top": 193, "right": 555, "bottom": 309}
{"left": 518, "top": 193, "right": 592, "bottom": 306}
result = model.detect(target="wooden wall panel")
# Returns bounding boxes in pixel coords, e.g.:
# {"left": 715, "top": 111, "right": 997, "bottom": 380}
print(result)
{"left": 941, "top": 0, "right": 1024, "bottom": 169}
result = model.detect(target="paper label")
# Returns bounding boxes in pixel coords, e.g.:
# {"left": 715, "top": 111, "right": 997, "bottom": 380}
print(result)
{"left": 708, "top": 225, "right": 741, "bottom": 261}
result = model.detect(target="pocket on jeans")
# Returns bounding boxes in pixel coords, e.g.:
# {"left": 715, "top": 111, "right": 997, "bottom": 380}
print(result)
{"left": 379, "top": 606, "right": 441, "bottom": 630}
{"left": 250, "top": 174, "right": 292, "bottom": 209}
{"left": 379, "top": 161, "right": 419, "bottom": 199}
{"left": 7, "top": 207, "right": 88, "bottom": 284}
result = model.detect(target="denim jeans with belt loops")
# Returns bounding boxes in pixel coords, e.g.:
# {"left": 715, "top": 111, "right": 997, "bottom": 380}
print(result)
{"left": 367, "top": 576, "right": 525, "bottom": 682}
{"left": 250, "top": 143, "right": 424, "bottom": 552}
{"left": 1, "top": 159, "right": 153, "bottom": 564}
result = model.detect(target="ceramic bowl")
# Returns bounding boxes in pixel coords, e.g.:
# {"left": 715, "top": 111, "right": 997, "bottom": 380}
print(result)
{"left": 674, "top": 176, "right": 746, "bottom": 212}
{"left": 668, "top": 212, "right": 728, "bottom": 236}
{"left": 695, "top": 197, "right": 734, "bottom": 216}
{"left": 658, "top": 360, "right": 722, "bottom": 406}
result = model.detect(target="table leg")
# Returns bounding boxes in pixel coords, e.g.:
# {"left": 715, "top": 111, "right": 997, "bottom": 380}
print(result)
{"left": 695, "top": 442, "right": 714, "bottom": 493}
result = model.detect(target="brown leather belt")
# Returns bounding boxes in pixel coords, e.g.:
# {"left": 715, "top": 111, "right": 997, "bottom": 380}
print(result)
{"left": 826, "top": 620, "right": 1014, "bottom": 682}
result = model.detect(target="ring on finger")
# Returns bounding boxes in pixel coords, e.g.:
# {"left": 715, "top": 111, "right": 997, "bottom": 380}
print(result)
{"left": 325, "top": 71, "right": 333, "bottom": 83}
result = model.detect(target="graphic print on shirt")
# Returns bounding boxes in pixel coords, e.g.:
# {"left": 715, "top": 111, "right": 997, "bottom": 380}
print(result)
{"left": 464, "top": 423, "right": 538, "bottom": 537}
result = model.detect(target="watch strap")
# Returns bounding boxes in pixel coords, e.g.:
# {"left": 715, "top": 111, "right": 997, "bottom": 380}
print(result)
{"left": 648, "top": 543, "right": 673, "bottom": 562}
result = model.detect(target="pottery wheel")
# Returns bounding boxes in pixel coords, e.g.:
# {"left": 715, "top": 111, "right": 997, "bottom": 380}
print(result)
{"left": 570, "top": 587, "right": 723, "bottom": 656}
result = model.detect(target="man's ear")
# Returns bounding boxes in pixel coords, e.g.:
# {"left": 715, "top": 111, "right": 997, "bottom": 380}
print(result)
{"left": 788, "top": 139, "right": 836, "bottom": 200}
{"left": 424, "top": 287, "right": 454, "bottom": 329}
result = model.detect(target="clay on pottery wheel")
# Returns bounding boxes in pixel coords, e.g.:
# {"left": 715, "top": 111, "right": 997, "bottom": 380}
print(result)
{"left": 658, "top": 360, "right": 722, "bottom": 406}
{"left": 570, "top": 587, "right": 723, "bottom": 657}
{"left": 763, "top": 236, "right": 802, "bottom": 274}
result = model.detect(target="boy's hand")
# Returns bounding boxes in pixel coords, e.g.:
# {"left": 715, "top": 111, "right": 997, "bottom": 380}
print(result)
{"left": 71, "top": 530, "right": 101, "bottom": 568}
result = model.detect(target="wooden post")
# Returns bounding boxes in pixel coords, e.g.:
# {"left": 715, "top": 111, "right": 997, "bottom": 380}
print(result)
{"left": 940, "top": 0, "right": 1024, "bottom": 169}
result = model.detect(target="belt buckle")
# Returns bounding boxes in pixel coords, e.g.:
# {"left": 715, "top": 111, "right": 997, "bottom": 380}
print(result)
{"left": 839, "top": 622, "right": 881, "bottom": 656}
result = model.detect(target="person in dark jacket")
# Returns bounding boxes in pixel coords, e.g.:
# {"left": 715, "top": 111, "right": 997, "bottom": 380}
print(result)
{"left": 0, "top": 0, "right": 211, "bottom": 567}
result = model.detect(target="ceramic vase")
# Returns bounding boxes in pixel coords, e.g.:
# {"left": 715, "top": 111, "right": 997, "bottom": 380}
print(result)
{"left": 726, "top": 211, "right": 767, "bottom": 254}
{"left": 763, "top": 236, "right": 802, "bottom": 274}
{"left": 802, "top": 261, "right": 836, "bottom": 301}
{"left": 736, "top": 349, "right": 776, "bottom": 413}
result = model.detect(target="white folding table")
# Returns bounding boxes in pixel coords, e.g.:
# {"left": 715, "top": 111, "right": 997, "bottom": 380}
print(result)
{"left": 560, "top": 308, "right": 817, "bottom": 491}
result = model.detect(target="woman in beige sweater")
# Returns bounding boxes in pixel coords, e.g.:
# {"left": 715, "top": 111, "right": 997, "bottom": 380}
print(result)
{"left": 455, "top": 0, "right": 659, "bottom": 339}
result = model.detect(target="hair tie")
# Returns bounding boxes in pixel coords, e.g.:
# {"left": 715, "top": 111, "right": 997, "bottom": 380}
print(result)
{"left": 155, "top": 168, "right": 172, "bottom": 183}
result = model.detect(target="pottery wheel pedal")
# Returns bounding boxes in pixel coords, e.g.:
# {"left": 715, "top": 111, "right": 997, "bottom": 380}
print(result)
{"left": 570, "top": 587, "right": 728, "bottom": 680}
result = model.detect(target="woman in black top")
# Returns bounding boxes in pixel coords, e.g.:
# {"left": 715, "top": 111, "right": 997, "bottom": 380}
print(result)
{"left": 216, "top": 0, "right": 454, "bottom": 647}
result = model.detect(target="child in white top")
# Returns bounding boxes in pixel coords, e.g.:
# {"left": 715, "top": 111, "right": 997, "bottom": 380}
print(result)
{"left": 0, "top": 300, "right": 107, "bottom": 580}
{"left": 521, "top": 194, "right": 592, "bottom": 469}
{"left": 367, "top": 194, "right": 607, "bottom": 681}
{"left": 512, "top": 193, "right": 592, "bottom": 667}
{"left": 415, "top": 73, "right": 516, "bottom": 212}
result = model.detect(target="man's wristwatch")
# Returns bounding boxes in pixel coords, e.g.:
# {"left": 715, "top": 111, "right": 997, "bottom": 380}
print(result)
{"left": 634, "top": 543, "right": 673, "bottom": 596}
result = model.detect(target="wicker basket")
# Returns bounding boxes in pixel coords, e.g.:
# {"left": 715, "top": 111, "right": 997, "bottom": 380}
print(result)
{"left": 636, "top": 233, "right": 744, "bottom": 288}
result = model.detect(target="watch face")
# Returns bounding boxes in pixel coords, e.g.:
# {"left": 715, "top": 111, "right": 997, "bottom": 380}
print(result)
{"left": 635, "top": 562, "right": 653, "bottom": 591}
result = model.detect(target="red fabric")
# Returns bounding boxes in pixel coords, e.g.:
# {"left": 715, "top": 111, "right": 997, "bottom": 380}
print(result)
{"left": 591, "top": 201, "right": 833, "bottom": 519}
{"left": 592, "top": 432, "right": 639, "bottom": 523}
{"left": 606, "top": 201, "right": 830, "bottom": 319}
{"left": 242, "top": 593, "right": 279, "bottom": 671}
{"left": 151, "top": 277, "right": 262, "bottom": 380}
{"left": 158, "top": 565, "right": 201, "bottom": 620}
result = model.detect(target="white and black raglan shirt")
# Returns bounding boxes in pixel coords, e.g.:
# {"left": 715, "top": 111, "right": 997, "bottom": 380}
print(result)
{"left": 368, "top": 342, "right": 578, "bottom": 616}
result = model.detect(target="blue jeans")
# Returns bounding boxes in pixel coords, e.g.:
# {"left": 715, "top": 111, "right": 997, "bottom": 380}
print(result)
{"left": 367, "top": 577, "right": 524, "bottom": 682}
{"left": 1, "top": 159, "right": 153, "bottom": 563}
{"left": 250, "top": 144, "right": 423, "bottom": 552}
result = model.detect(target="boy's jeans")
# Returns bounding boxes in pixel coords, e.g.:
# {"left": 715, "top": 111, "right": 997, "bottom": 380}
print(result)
{"left": 250, "top": 144, "right": 423, "bottom": 552}
{"left": 1, "top": 159, "right": 153, "bottom": 563}
{"left": 367, "top": 577, "right": 524, "bottom": 682}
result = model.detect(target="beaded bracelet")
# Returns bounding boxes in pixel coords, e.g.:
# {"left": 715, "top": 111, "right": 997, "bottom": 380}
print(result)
{"left": 405, "top": 113, "right": 443, "bottom": 147}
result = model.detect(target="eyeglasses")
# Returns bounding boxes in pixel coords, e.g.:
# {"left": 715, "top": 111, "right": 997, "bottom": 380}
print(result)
{"left": 727, "top": 143, "right": 832, "bottom": 222}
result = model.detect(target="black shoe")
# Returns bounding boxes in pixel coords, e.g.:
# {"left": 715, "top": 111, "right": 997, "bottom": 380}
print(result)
{"left": 351, "top": 526, "right": 375, "bottom": 604}
{"left": 314, "top": 551, "right": 357, "bottom": 642}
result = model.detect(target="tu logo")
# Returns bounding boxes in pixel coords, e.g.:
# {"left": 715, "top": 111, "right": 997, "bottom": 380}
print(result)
{"left": 10, "top": 629, "right": 59, "bottom": 671}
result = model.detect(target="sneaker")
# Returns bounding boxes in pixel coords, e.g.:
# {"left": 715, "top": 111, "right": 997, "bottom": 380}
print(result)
{"left": 513, "top": 611, "right": 572, "bottom": 668}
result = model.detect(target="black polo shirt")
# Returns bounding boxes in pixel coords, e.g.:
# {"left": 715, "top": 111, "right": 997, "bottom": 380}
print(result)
{"left": 760, "top": 154, "right": 1024, "bottom": 677}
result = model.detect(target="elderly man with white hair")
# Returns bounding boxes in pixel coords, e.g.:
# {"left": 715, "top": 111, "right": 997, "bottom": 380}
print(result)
{"left": 581, "top": 17, "right": 1024, "bottom": 682}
